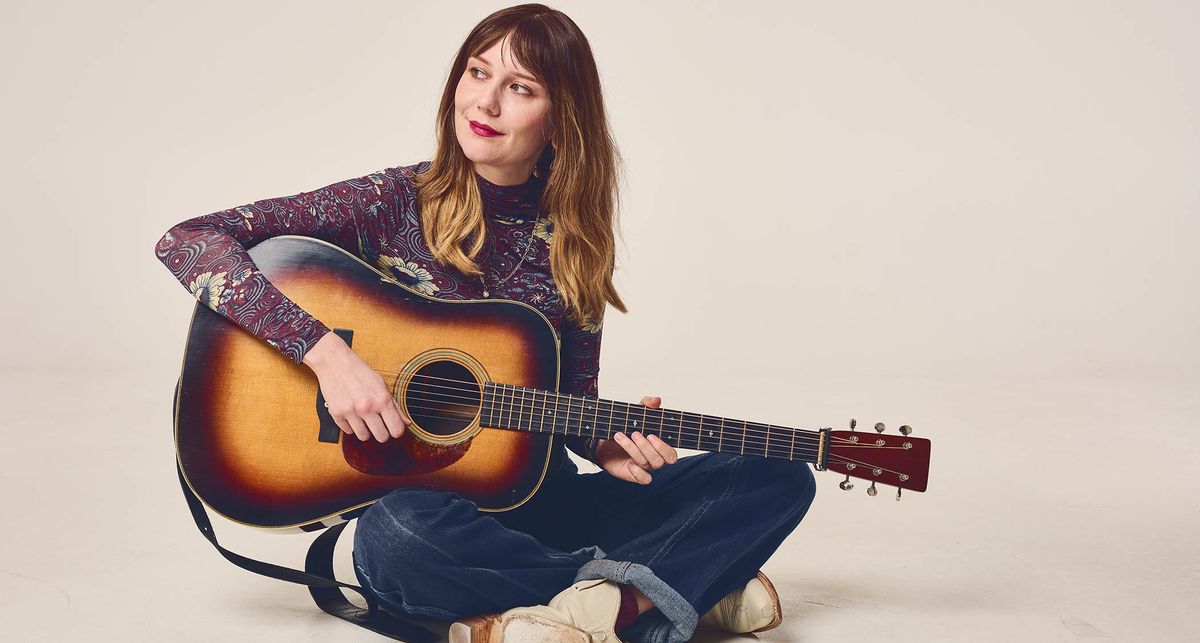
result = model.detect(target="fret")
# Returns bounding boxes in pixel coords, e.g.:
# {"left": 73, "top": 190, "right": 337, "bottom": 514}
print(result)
{"left": 481, "top": 383, "right": 491, "bottom": 427}
{"left": 588, "top": 395, "right": 597, "bottom": 436}
{"left": 511, "top": 385, "right": 522, "bottom": 431}
{"left": 607, "top": 398, "right": 619, "bottom": 439}
{"left": 599, "top": 398, "right": 612, "bottom": 439}
{"left": 763, "top": 421, "right": 770, "bottom": 457}
{"left": 657, "top": 408, "right": 677, "bottom": 445}
{"left": 566, "top": 394, "right": 579, "bottom": 435}
{"left": 515, "top": 386, "right": 528, "bottom": 432}
{"left": 514, "top": 385, "right": 527, "bottom": 431}
{"left": 789, "top": 424, "right": 796, "bottom": 460}
{"left": 645, "top": 407, "right": 662, "bottom": 441}
{"left": 528, "top": 389, "right": 539, "bottom": 432}
{"left": 582, "top": 396, "right": 597, "bottom": 438}
{"left": 740, "top": 417, "right": 747, "bottom": 455}
{"left": 489, "top": 383, "right": 499, "bottom": 428}
{"left": 717, "top": 416, "right": 724, "bottom": 453}
{"left": 497, "top": 384, "right": 509, "bottom": 429}
{"left": 692, "top": 414, "right": 710, "bottom": 451}
{"left": 570, "top": 394, "right": 582, "bottom": 435}
{"left": 574, "top": 395, "right": 586, "bottom": 436}
{"left": 536, "top": 388, "right": 547, "bottom": 434}
{"left": 552, "top": 391, "right": 566, "bottom": 435}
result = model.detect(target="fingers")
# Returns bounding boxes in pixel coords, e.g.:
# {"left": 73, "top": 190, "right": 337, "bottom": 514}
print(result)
{"left": 380, "top": 402, "right": 408, "bottom": 438}
{"left": 648, "top": 433, "right": 678, "bottom": 464}
{"left": 640, "top": 395, "right": 661, "bottom": 408}
{"left": 629, "top": 431, "right": 666, "bottom": 468}
{"left": 624, "top": 461, "right": 652, "bottom": 485}
{"left": 613, "top": 432, "right": 650, "bottom": 469}
{"left": 363, "top": 413, "right": 390, "bottom": 443}
{"left": 346, "top": 414, "right": 372, "bottom": 442}
{"left": 333, "top": 415, "right": 354, "bottom": 437}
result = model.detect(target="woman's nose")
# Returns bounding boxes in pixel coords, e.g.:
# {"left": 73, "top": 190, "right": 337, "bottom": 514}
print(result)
{"left": 477, "top": 85, "right": 500, "bottom": 115}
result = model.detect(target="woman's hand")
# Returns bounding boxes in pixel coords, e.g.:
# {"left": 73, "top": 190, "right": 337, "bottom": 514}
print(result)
{"left": 302, "top": 331, "right": 410, "bottom": 443}
{"left": 594, "top": 395, "right": 678, "bottom": 484}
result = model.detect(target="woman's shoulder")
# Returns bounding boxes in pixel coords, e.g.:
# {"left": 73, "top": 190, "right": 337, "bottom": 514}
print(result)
{"left": 375, "top": 160, "right": 432, "bottom": 187}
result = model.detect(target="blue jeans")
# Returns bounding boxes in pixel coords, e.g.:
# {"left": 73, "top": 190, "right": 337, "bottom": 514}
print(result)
{"left": 352, "top": 450, "right": 817, "bottom": 643}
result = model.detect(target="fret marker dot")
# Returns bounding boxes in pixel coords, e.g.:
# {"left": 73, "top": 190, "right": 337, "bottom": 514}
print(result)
{"left": 633, "top": 421, "right": 639, "bottom": 427}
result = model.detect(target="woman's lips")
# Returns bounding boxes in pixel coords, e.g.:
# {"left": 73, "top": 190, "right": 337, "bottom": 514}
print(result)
{"left": 469, "top": 120, "right": 501, "bottom": 137}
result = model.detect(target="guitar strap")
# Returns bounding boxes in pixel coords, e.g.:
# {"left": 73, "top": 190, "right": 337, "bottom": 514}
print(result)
{"left": 174, "top": 384, "right": 437, "bottom": 642}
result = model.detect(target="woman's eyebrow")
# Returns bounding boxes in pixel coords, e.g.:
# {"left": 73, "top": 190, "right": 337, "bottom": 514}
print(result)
{"left": 474, "top": 54, "right": 538, "bottom": 84}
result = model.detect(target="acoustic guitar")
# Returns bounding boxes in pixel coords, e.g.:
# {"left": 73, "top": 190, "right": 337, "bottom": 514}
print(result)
{"left": 173, "top": 236, "right": 932, "bottom": 532}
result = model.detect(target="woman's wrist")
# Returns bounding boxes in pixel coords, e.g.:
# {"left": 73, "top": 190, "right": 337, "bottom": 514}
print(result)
{"left": 302, "top": 330, "right": 345, "bottom": 373}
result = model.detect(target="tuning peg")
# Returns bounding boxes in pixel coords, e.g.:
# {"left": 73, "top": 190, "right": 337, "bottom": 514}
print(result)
{"left": 896, "top": 487, "right": 903, "bottom": 501}
{"left": 839, "top": 476, "right": 854, "bottom": 491}
{"left": 867, "top": 481, "right": 878, "bottom": 497}
{"left": 899, "top": 424, "right": 912, "bottom": 436}
{"left": 849, "top": 418, "right": 857, "bottom": 431}
{"left": 874, "top": 422, "right": 886, "bottom": 433}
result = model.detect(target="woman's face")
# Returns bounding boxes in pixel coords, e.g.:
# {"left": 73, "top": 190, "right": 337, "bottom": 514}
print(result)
{"left": 454, "top": 35, "right": 553, "bottom": 186}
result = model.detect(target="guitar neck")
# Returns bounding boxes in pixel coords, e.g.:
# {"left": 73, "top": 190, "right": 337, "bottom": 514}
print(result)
{"left": 481, "top": 382, "right": 829, "bottom": 467}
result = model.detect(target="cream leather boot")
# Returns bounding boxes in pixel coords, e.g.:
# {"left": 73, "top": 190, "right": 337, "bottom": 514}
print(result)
{"left": 696, "top": 571, "right": 782, "bottom": 634}
{"left": 449, "top": 578, "right": 624, "bottom": 643}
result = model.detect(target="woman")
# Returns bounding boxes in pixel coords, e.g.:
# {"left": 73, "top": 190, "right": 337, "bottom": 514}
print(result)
{"left": 155, "top": 4, "right": 815, "bottom": 642}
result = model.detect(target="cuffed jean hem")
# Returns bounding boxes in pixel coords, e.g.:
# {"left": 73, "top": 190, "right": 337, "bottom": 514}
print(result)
{"left": 575, "top": 558, "right": 697, "bottom": 643}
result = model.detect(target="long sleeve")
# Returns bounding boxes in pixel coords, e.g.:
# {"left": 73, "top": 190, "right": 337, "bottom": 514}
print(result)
{"left": 559, "top": 313, "right": 605, "bottom": 462}
{"left": 154, "top": 167, "right": 416, "bottom": 364}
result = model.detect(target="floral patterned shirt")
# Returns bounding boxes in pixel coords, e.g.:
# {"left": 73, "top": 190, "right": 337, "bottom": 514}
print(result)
{"left": 155, "top": 160, "right": 604, "bottom": 464}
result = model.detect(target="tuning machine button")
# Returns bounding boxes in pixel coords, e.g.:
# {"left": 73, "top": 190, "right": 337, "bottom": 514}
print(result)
{"left": 849, "top": 418, "right": 857, "bottom": 430}
{"left": 896, "top": 487, "right": 903, "bottom": 501}
{"left": 899, "top": 424, "right": 912, "bottom": 436}
{"left": 839, "top": 476, "right": 854, "bottom": 491}
{"left": 874, "top": 422, "right": 885, "bottom": 434}
{"left": 867, "top": 481, "right": 878, "bottom": 497}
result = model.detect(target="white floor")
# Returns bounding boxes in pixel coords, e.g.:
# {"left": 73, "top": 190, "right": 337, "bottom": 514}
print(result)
{"left": 2, "top": 369, "right": 1196, "bottom": 641}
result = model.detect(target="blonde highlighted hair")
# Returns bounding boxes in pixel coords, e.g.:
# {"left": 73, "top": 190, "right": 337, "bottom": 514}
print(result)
{"left": 413, "top": 3, "right": 626, "bottom": 326}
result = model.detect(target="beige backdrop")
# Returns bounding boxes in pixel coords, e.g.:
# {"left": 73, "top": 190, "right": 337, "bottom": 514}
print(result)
{"left": 1, "top": 1, "right": 1197, "bottom": 641}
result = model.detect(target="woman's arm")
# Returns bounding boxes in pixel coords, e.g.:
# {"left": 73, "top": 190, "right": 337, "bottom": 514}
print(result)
{"left": 154, "top": 168, "right": 413, "bottom": 364}
{"left": 155, "top": 167, "right": 418, "bottom": 443}
{"left": 559, "top": 315, "right": 605, "bottom": 464}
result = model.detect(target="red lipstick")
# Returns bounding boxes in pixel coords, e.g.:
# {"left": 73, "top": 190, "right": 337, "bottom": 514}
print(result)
{"left": 469, "top": 120, "right": 501, "bottom": 137}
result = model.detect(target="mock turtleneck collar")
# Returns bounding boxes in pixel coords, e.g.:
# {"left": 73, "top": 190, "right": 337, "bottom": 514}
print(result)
{"left": 475, "top": 170, "right": 545, "bottom": 216}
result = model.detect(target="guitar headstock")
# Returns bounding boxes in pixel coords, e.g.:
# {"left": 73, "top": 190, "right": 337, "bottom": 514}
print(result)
{"left": 824, "top": 419, "right": 931, "bottom": 499}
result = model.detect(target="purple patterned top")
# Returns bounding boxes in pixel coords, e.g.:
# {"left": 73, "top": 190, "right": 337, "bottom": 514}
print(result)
{"left": 155, "top": 160, "right": 604, "bottom": 460}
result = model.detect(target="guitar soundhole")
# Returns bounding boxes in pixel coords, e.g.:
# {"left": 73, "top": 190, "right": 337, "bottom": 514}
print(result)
{"left": 405, "top": 360, "right": 481, "bottom": 438}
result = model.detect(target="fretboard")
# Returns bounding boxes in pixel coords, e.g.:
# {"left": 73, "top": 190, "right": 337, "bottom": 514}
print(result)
{"left": 480, "top": 382, "right": 828, "bottom": 465}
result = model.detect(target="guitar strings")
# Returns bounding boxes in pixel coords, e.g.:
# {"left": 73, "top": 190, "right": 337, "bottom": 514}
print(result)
{"left": 340, "top": 369, "right": 844, "bottom": 445}
{"left": 332, "top": 402, "right": 903, "bottom": 477}
{"left": 339, "top": 404, "right": 826, "bottom": 460}
{"left": 362, "top": 395, "right": 909, "bottom": 463}
{"left": 337, "top": 400, "right": 902, "bottom": 473}
{"left": 395, "top": 400, "right": 826, "bottom": 455}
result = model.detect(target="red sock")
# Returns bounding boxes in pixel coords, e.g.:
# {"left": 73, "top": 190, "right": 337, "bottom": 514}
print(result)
{"left": 615, "top": 583, "right": 640, "bottom": 632}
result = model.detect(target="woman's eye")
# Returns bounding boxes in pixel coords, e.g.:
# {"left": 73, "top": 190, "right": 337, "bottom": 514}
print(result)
{"left": 511, "top": 83, "right": 532, "bottom": 95}
{"left": 470, "top": 67, "right": 486, "bottom": 79}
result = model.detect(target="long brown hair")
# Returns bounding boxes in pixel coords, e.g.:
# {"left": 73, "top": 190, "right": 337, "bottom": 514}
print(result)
{"left": 413, "top": 3, "right": 626, "bottom": 325}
